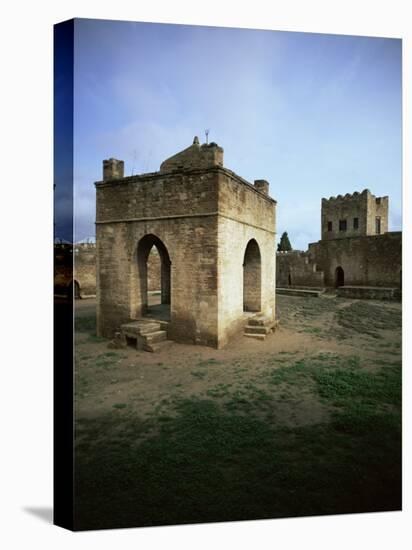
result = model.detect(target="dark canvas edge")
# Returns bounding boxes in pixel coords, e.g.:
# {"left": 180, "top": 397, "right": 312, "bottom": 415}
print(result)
{"left": 53, "top": 18, "right": 75, "bottom": 531}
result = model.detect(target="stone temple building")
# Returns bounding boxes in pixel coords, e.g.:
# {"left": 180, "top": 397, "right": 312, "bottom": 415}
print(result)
{"left": 95, "top": 137, "right": 277, "bottom": 349}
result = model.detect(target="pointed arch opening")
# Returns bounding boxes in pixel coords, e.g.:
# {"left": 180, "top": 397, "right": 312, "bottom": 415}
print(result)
{"left": 243, "top": 239, "right": 261, "bottom": 312}
{"left": 137, "top": 234, "right": 171, "bottom": 320}
{"left": 335, "top": 266, "right": 344, "bottom": 288}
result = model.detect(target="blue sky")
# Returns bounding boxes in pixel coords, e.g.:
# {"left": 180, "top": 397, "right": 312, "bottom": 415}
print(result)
{"left": 70, "top": 18, "right": 402, "bottom": 249}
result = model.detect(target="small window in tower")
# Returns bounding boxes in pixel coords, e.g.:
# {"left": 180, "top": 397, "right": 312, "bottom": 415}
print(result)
{"left": 339, "top": 219, "right": 347, "bottom": 232}
{"left": 353, "top": 217, "right": 359, "bottom": 230}
{"left": 376, "top": 216, "right": 381, "bottom": 234}
{"left": 327, "top": 221, "right": 333, "bottom": 232}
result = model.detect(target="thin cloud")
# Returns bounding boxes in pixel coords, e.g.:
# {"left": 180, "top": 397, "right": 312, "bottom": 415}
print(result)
{"left": 67, "top": 20, "right": 401, "bottom": 246}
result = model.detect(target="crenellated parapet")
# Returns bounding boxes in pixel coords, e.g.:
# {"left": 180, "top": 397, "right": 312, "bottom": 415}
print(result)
{"left": 322, "top": 189, "right": 369, "bottom": 204}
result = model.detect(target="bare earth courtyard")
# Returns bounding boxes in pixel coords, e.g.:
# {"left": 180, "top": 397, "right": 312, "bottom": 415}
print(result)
{"left": 74, "top": 294, "right": 401, "bottom": 530}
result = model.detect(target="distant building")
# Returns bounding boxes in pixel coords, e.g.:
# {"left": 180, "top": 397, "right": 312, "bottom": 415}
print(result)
{"left": 54, "top": 241, "right": 97, "bottom": 298}
{"left": 277, "top": 189, "right": 401, "bottom": 293}
{"left": 321, "top": 189, "right": 388, "bottom": 241}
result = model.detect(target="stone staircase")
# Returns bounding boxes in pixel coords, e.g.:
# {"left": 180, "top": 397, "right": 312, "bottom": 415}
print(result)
{"left": 118, "top": 319, "right": 172, "bottom": 352}
{"left": 244, "top": 314, "right": 279, "bottom": 341}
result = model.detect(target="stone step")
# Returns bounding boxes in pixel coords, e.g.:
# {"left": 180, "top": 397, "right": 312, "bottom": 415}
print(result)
{"left": 244, "top": 325, "right": 271, "bottom": 335}
{"left": 143, "top": 339, "right": 174, "bottom": 353}
{"left": 143, "top": 330, "right": 168, "bottom": 344}
{"left": 119, "top": 319, "right": 172, "bottom": 352}
{"left": 243, "top": 316, "right": 278, "bottom": 341}
{"left": 121, "top": 321, "right": 161, "bottom": 337}
{"left": 248, "top": 316, "right": 272, "bottom": 327}
{"left": 139, "top": 323, "right": 162, "bottom": 335}
{"left": 244, "top": 332, "right": 266, "bottom": 341}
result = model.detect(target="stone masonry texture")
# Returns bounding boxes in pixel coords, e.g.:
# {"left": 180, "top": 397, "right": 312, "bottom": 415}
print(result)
{"left": 54, "top": 243, "right": 97, "bottom": 297}
{"left": 95, "top": 137, "right": 277, "bottom": 348}
{"left": 321, "top": 189, "right": 388, "bottom": 241}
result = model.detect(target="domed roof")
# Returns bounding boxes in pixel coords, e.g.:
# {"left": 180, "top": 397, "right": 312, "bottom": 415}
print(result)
{"left": 160, "top": 136, "right": 224, "bottom": 172}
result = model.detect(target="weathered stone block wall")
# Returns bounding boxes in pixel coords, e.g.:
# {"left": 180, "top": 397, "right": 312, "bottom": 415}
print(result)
{"left": 96, "top": 169, "right": 218, "bottom": 221}
{"left": 103, "top": 158, "right": 124, "bottom": 181}
{"left": 322, "top": 190, "right": 368, "bottom": 240}
{"left": 308, "top": 231, "right": 401, "bottom": 287}
{"left": 218, "top": 170, "right": 275, "bottom": 231}
{"left": 54, "top": 244, "right": 96, "bottom": 297}
{"left": 276, "top": 251, "right": 325, "bottom": 288}
{"left": 74, "top": 245, "right": 96, "bottom": 296}
{"left": 216, "top": 172, "right": 276, "bottom": 347}
{"left": 96, "top": 169, "right": 220, "bottom": 345}
{"left": 217, "top": 219, "right": 276, "bottom": 347}
{"left": 96, "top": 142, "right": 277, "bottom": 349}
{"left": 321, "top": 189, "right": 388, "bottom": 240}
{"left": 147, "top": 247, "right": 161, "bottom": 291}
{"left": 96, "top": 217, "right": 219, "bottom": 345}
{"left": 366, "top": 193, "right": 389, "bottom": 235}
{"left": 96, "top": 223, "right": 132, "bottom": 335}
{"left": 55, "top": 239, "right": 160, "bottom": 295}
{"left": 337, "top": 286, "right": 400, "bottom": 301}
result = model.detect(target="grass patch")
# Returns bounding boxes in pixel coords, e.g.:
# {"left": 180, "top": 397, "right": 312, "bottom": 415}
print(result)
{"left": 112, "top": 403, "right": 127, "bottom": 410}
{"left": 95, "top": 358, "right": 116, "bottom": 370}
{"left": 206, "top": 383, "right": 232, "bottom": 398}
{"left": 336, "top": 302, "right": 401, "bottom": 338}
{"left": 191, "top": 370, "right": 207, "bottom": 380}
{"left": 87, "top": 334, "right": 107, "bottom": 343}
{"left": 277, "top": 295, "right": 336, "bottom": 323}
{"left": 300, "top": 327, "right": 322, "bottom": 334}
{"left": 314, "top": 362, "right": 401, "bottom": 409}
{"left": 74, "top": 295, "right": 402, "bottom": 530}
{"left": 75, "top": 314, "right": 96, "bottom": 333}
{"left": 197, "top": 358, "right": 223, "bottom": 368}
{"left": 263, "top": 359, "right": 310, "bottom": 385}
{"left": 75, "top": 395, "right": 401, "bottom": 530}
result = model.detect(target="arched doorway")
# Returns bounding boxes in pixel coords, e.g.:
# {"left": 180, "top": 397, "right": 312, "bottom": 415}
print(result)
{"left": 67, "top": 280, "right": 80, "bottom": 299}
{"left": 137, "top": 234, "right": 171, "bottom": 320}
{"left": 243, "top": 239, "right": 261, "bottom": 312}
{"left": 335, "top": 266, "right": 344, "bottom": 287}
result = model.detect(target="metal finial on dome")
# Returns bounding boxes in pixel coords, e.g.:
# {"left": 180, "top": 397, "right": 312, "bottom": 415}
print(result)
{"left": 193, "top": 136, "right": 200, "bottom": 145}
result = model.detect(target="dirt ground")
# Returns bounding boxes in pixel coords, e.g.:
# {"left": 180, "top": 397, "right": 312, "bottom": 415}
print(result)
{"left": 74, "top": 294, "right": 401, "bottom": 430}
{"left": 73, "top": 293, "right": 402, "bottom": 529}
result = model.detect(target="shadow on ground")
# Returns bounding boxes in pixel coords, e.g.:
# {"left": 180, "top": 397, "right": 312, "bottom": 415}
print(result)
{"left": 74, "top": 360, "right": 401, "bottom": 530}
{"left": 23, "top": 507, "right": 53, "bottom": 524}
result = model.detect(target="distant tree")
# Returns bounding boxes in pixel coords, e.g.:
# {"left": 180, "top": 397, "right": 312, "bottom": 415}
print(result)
{"left": 277, "top": 231, "right": 292, "bottom": 252}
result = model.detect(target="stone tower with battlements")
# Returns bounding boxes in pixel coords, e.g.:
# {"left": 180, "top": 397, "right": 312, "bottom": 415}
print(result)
{"left": 321, "top": 189, "right": 388, "bottom": 241}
